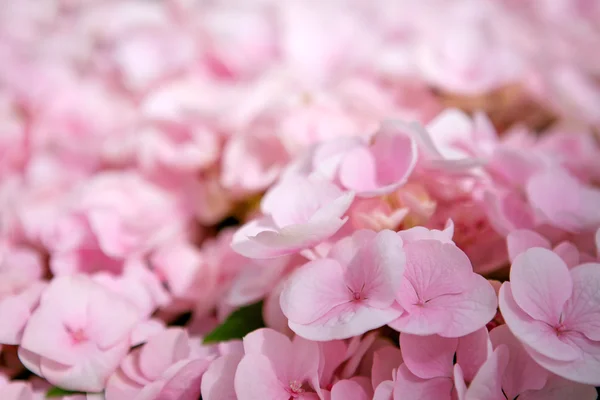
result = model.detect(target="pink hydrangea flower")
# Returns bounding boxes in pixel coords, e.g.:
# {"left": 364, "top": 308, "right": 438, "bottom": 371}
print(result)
{"left": 280, "top": 229, "right": 405, "bottom": 340}
{"left": 499, "top": 247, "right": 600, "bottom": 385}
{"left": 232, "top": 175, "right": 354, "bottom": 259}
{"left": 389, "top": 233, "right": 497, "bottom": 337}
{"left": 18, "top": 276, "right": 140, "bottom": 392}
{"left": 454, "top": 325, "right": 597, "bottom": 400}
{"left": 234, "top": 328, "right": 323, "bottom": 399}
{"left": 106, "top": 328, "right": 216, "bottom": 400}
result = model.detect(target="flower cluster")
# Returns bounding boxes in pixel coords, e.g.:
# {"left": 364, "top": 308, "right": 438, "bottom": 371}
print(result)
{"left": 1, "top": 0, "right": 599, "bottom": 399}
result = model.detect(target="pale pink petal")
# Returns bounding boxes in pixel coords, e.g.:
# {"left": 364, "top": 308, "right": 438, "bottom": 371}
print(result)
{"left": 553, "top": 242, "right": 580, "bottom": 269}
{"left": 525, "top": 334, "right": 600, "bottom": 386}
{"left": 280, "top": 259, "right": 350, "bottom": 325}
{"left": 455, "top": 328, "right": 492, "bottom": 383}
{"left": 345, "top": 230, "right": 405, "bottom": 308}
{"left": 400, "top": 334, "right": 456, "bottom": 379}
{"left": 562, "top": 263, "right": 600, "bottom": 340}
{"left": 453, "top": 365, "right": 467, "bottom": 400}
{"left": 463, "top": 346, "right": 509, "bottom": 400}
{"left": 397, "top": 223, "right": 454, "bottom": 245}
{"left": 201, "top": 353, "right": 243, "bottom": 400}
{"left": 339, "top": 125, "right": 417, "bottom": 197}
{"left": 328, "top": 229, "right": 377, "bottom": 266}
{"left": 526, "top": 168, "right": 600, "bottom": 232}
{"left": 138, "top": 329, "right": 190, "bottom": 381}
{"left": 489, "top": 325, "right": 548, "bottom": 400}
{"left": 498, "top": 283, "right": 579, "bottom": 361}
{"left": 153, "top": 358, "right": 209, "bottom": 400}
{"left": 373, "top": 380, "right": 394, "bottom": 400}
{"left": 392, "top": 364, "right": 453, "bottom": 400}
{"left": 234, "top": 355, "right": 289, "bottom": 400}
{"left": 40, "top": 340, "right": 130, "bottom": 392}
{"left": 260, "top": 176, "right": 346, "bottom": 227}
{"left": 506, "top": 230, "right": 551, "bottom": 263}
{"left": 509, "top": 248, "right": 572, "bottom": 325}
{"left": 392, "top": 274, "right": 497, "bottom": 337}
{"left": 290, "top": 306, "right": 403, "bottom": 341}
{"left": 398, "top": 240, "right": 474, "bottom": 304}
{"left": 129, "top": 319, "right": 166, "bottom": 347}
{"left": 331, "top": 379, "right": 370, "bottom": 400}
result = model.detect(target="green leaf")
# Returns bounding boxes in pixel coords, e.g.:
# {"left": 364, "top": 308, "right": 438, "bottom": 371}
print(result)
{"left": 46, "top": 387, "right": 86, "bottom": 398}
{"left": 203, "top": 300, "right": 265, "bottom": 344}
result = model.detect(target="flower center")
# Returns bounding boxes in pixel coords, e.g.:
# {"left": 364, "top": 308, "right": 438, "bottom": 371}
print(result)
{"left": 67, "top": 327, "right": 88, "bottom": 344}
{"left": 288, "top": 380, "right": 305, "bottom": 397}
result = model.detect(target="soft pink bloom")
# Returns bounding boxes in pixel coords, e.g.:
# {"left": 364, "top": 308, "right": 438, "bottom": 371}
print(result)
{"left": 69, "top": 172, "right": 190, "bottom": 259}
{"left": 234, "top": 328, "right": 323, "bottom": 399}
{"left": 454, "top": 325, "right": 596, "bottom": 400}
{"left": 499, "top": 248, "right": 600, "bottom": 385}
{"left": 221, "top": 131, "right": 290, "bottom": 196}
{"left": 106, "top": 328, "right": 215, "bottom": 400}
{"left": 232, "top": 175, "right": 354, "bottom": 259}
{"left": 389, "top": 237, "right": 497, "bottom": 337}
{"left": 281, "top": 230, "right": 405, "bottom": 340}
{"left": 18, "top": 276, "right": 140, "bottom": 392}
{"left": 286, "top": 122, "right": 418, "bottom": 198}
{"left": 525, "top": 167, "right": 600, "bottom": 232}
{"left": 335, "top": 124, "right": 418, "bottom": 197}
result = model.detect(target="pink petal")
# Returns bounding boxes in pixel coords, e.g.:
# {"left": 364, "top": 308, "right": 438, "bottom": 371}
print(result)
{"left": 525, "top": 334, "right": 600, "bottom": 386}
{"left": 506, "top": 230, "right": 551, "bottom": 263}
{"left": 154, "top": 358, "right": 209, "bottom": 400}
{"left": 371, "top": 346, "right": 403, "bottom": 389}
{"left": 328, "top": 229, "right": 378, "bottom": 267}
{"left": 489, "top": 325, "right": 548, "bottom": 400}
{"left": 138, "top": 329, "right": 191, "bottom": 381}
{"left": 331, "top": 379, "right": 371, "bottom": 400}
{"left": 562, "top": 263, "right": 600, "bottom": 341}
{"left": 400, "top": 334, "right": 456, "bottom": 379}
{"left": 398, "top": 240, "right": 474, "bottom": 305}
{"left": 392, "top": 364, "right": 453, "bottom": 400}
{"left": 397, "top": 223, "right": 454, "bottom": 245}
{"left": 105, "top": 367, "right": 144, "bottom": 399}
{"left": 509, "top": 248, "right": 572, "bottom": 325}
{"left": 463, "top": 345, "right": 509, "bottom": 400}
{"left": 234, "top": 354, "right": 290, "bottom": 400}
{"left": 498, "top": 283, "right": 579, "bottom": 361}
{"left": 239, "top": 215, "right": 351, "bottom": 259}
{"left": 339, "top": 125, "right": 417, "bottom": 197}
{"left": 261, "top": 176, "right": 347, "bottom": 227}
{"left": 345, "top": 230, "right": 405, "bottom": 308}
{"left": 553, "top": 241, "right": 580, "bottom": 269}
{"left": 526, "top": 168, "right": 600, "bottom": 232}
{"left": 201, "top": 353, "right": 244, "bottom": 400}
{"left": 453, "top": 365, "right": 467, "bottom": 400}
{"left": 373, "top": 380, "right": 394, "bottom": 400}
{"left": 392, "top": 274, "right": 497, "bottom": 337}
{"left": 40, "top": 339, "right": 130, "bottom": 392}
{"left": 280, "top": 259, "right": 350, "bottom": 325}
{"left": 456, "top": 328, "right": 492, "bottom": 383}
{"left": 290, "top": 305, "right": 403, "bottom": 341}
